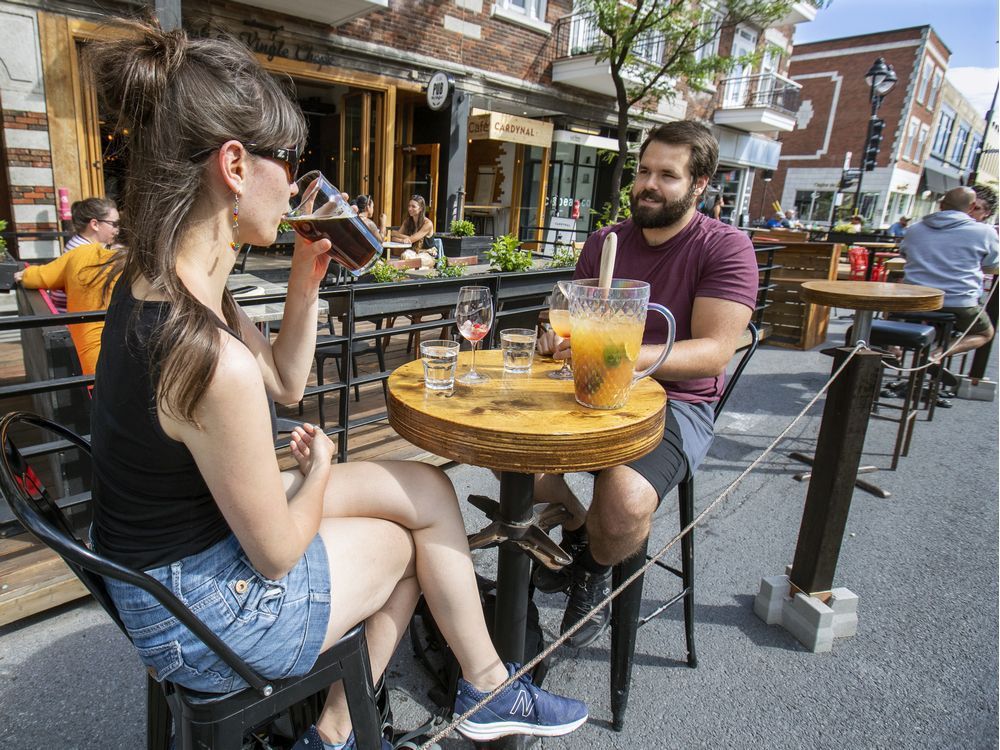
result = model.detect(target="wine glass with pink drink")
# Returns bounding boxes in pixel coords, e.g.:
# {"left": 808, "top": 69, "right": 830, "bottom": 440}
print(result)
{"left": 455, "top": 286, "right": 493, "bottom": 385}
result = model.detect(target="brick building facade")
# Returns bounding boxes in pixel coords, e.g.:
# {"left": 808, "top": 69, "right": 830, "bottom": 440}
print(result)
{"left": 750, "top": 26, "right": 960, "bottom": 229}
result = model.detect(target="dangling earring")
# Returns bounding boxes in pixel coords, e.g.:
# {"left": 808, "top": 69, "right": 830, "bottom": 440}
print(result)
{"left": 230, "top": 192, "right": 241, "bottom": 253}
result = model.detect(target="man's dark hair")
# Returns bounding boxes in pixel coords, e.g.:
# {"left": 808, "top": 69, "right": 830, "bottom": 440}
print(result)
{"left": 638, "top": 121, "right": 719, "bottom": 181}
{"left": 70, "top": 197, "right": 116, "bottom": 233}
{"left": 974, "top": 184, "right": 998, "bottom": 218}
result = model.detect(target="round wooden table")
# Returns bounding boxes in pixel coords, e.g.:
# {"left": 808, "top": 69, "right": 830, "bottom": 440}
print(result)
{"left": 387, "top": 349, "right": 667, "bottom": 670}
{"left": 800, "top": 280, "right": 943, "bottom": 344}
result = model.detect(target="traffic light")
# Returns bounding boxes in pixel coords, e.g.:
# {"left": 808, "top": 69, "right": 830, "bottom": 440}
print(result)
{"left": 839, "top": 168, "right": 860, "bottom": 190}
{"left": 863, "top": 118, "right": 886, "bottom": 171}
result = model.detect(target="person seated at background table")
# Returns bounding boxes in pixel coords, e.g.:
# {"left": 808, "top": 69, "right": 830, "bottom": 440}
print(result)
{"left": 393, "top": 194, "right": 436, "bottom": 266}
{"left": 900, "top": 186, "right": 998, "bottom": 359}
{"left": 85, "top": 23, "right": 586, "bottom": 750}
{"left": 846, "top": 214, "right": 864, "bottom": 233}
{"left": 971, "top": 185, "right": 998, "bottom": 227}
{"left": 42, "top": 197, "right": 120, "bottom": 313}
{"left": 887, "top": 216, "right": 909, "bottom": 238}
{"left": 353, "top": 194, "right": 381, "bottom": 238}
{"left": 13, "top": 242, "right": 122, "bottom": 375}
{"left": 765, "top": 211, "right": 787, "bottom": 229}
{"left": 784, "top": 209, "right": 802, "bottom": 229}
{"left": 534, "top": 121, "right": 759, "bottom": 646}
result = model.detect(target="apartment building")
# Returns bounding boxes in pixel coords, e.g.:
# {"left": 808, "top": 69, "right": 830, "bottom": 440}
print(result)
{"left": 911, "top": 78, "right": 987, "bottom": 218}
{"left": 0, "top": 0, "right": 819, "bottom": 257}
{"left": 752, "top": 26, "right": 951, "bottom": 228}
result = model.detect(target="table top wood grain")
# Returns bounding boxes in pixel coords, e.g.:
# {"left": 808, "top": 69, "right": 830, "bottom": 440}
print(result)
{"left": 387, "top": 350, "right": 667, "bottom": 473}
{"left": 799, "top": 280, "right": 943, "bottom": 312}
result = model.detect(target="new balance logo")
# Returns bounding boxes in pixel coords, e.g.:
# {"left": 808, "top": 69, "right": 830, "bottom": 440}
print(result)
{"left": 509, "top": 689, "right": 535, "bottom": 718}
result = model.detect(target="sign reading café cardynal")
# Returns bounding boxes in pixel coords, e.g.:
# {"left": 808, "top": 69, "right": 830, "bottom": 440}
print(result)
{"left": 468, "top": 113, "right": 554, "bottom": 149}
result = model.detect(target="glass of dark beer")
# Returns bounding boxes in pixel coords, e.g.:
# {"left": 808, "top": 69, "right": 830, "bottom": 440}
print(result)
{"left": 286, "top": 170, "right": 382, "bottom": 276}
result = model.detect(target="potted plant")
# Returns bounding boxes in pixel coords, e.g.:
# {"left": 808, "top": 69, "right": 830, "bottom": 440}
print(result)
{"left": 547, "top": 241, "right": 580, "bottom": 269}
{"left": 441, "top": 219, "right": 493, "bottom": 259}
{"left": 0, "top": 220, "right": 18, "bottom": 291}
{"left": 486, "top": 234, "right": 533, "bottom": 273}
{"left": 432, "top": 255, "right": 466, "bottom": 278}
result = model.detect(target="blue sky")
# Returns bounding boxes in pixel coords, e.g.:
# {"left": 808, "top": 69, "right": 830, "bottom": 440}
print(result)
{"left": 793, "top": 0, "right": 999, "bottom": 114}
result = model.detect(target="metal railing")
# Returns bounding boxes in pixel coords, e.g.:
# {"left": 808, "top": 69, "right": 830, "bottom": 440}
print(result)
{"left": 716, "top": 72, "right": 802, "bottom": 116}
{"left": 554, "top": 11, "right": 663, "bottom": 65}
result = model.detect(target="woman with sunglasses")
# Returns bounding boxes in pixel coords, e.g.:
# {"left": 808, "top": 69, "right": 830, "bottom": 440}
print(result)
{"left": 85, "top": 22, "right": 586, "bottom": 750}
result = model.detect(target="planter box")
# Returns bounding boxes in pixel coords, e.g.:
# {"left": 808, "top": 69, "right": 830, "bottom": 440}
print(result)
{"left": 441, "top": 235, "right": 492, "bottom": 259}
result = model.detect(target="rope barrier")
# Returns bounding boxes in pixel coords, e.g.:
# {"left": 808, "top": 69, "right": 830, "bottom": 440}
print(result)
{"left": 419, "top": 342, "right": 868, "bottom": 749}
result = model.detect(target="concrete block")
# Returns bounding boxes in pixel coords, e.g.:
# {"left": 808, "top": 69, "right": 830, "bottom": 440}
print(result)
{"left": 784, "top": 592, "right": 834, "bottom": 652}
{"left": 754, "top": 575, "right": 791, "bottom": 625}
{"left": 956, "top": 378, "right": 996, "bottom": 402}
{"left": 829, "top": 588, "right": 859, "bottom": 638}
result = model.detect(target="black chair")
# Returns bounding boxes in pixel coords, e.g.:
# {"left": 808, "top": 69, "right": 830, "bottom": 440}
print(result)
{"left": 0, "top": 412, "right": 383, "bottom": 750}
{"left": 609, "top": 323, "right": 760, "bottom": 730}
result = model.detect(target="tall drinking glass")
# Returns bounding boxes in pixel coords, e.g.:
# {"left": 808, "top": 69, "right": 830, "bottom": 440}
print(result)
{"left": 547, "top": 280, "right": 573, "bottom": 380}
{"left": 285, "top": 170, "right": 382, "bottom": 276}
{"left": 455, "top": 286, "right": 493, "bottom": 385}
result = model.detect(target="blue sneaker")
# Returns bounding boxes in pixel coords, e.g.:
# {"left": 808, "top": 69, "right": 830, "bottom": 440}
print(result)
{"left": 453, "top": 663, "right": 588, "bottom": 740}
{"left": 290, "top": 725, "right": 392, "bottom": 750}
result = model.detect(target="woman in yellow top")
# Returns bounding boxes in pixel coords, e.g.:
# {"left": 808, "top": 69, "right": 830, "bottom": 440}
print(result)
{"left": 15, "top": 243, "right": 120, "bottom": 374}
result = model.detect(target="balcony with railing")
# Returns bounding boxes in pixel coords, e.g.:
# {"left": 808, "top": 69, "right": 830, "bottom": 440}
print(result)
{"left": 551, "top": 12, "right": 663, "bottom": 98}
{"left": 712, "top": 72, "right": 801, "bottom": 132}
{"left": 778, "top": 0, "right": 821, "bottom": 25}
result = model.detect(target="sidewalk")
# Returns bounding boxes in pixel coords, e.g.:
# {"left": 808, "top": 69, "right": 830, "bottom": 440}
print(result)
{"left": 1, "top": 316, "right": 997, "bottom": 749}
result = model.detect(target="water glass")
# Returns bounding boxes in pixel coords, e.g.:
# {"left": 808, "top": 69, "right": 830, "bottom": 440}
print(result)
{"left": 500, "top": 328, "right": 536, "bottom": 373}
{"left": 420, "top": 339, "right": 459, "bottom": 390}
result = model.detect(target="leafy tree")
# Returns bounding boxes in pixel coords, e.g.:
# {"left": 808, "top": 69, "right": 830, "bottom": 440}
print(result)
{"left": 574, "top": 0, "right": 823, "bottom": 219}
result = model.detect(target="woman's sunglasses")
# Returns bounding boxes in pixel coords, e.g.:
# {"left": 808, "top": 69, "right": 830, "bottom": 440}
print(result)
{"left": 191, "top": 143, "right": 300, "bottom": 183}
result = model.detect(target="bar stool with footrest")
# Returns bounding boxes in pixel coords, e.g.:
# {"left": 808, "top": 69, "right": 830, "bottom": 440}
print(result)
{"left": 854, "top": 319, "right": 941, "bottom": 468}
{"left": 609, "top": 322, "right": 760, "bottom": 730}
{"left": 0, "top": 411, "right": 384, "bottom": 750}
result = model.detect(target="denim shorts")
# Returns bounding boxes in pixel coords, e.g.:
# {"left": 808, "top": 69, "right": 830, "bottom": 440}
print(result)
{"left": 104, "top": 533, "right": 331, "bottom": 694}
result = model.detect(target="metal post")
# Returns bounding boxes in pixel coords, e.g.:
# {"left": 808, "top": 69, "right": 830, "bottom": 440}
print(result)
{"left": 853, "top": 85, "right": 878, "bottom": 219}
{"left": 494, "top": 470, "right": 533, "bottom": 750}
{"left": 446, "top": 91, "right": 470, "bottom": 229}
{"left": 789, "top": 347, "right": 883, "bottom": 594}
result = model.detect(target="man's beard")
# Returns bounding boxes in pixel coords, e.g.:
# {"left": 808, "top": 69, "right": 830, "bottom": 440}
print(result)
{"left": 630, "top": 181, "right": 699, "bottom": 229}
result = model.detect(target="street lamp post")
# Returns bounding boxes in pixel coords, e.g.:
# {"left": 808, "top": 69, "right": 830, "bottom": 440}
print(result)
{"left": 853, "top": 57, "right": 897, "bottom": 221}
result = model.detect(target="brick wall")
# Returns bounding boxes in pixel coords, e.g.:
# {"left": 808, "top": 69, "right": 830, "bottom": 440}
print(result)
{"left": 2, "top": 109, "right": 48, "bottom": 132}
{"left": 335, "top": 0, "right": 574, "bottom": 86}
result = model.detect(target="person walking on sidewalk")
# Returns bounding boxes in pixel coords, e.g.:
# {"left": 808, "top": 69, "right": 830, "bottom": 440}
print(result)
{"left": 534, "top": 121, "right": 759, "bottom": 646}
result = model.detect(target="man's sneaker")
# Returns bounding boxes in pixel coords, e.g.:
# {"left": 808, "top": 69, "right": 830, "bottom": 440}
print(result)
{"left": 290, "top": 726, "right": 392, "bottom": 750}
{"left": 560, "top": 565, "right": 612, "bottom": 647}
{"left": 532, "top": 532, "right": 589, "bottom": 593}
{"left": 454, "top": 663, "right": 588, "bottom": 740}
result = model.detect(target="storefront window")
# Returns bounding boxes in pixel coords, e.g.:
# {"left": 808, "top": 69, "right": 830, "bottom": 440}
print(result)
{"left": 541, "top": 142, "right": 601, "bottom": 244}
{"left": 793, "top": 190, "right": 835, "bottom": 226}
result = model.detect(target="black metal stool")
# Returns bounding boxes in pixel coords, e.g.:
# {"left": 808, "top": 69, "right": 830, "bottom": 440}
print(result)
{"left": 866, "top": 319, "right": 939, "bottom": 469}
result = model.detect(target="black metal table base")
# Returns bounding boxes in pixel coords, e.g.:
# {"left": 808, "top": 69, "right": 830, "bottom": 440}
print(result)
{"left": 788, "top": 451, "right": 890, "bottom": 498}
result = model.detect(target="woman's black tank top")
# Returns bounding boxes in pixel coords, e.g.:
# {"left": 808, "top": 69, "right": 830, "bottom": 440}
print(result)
{"left": 90, "top": 284, "right": 234, "bottom": 570}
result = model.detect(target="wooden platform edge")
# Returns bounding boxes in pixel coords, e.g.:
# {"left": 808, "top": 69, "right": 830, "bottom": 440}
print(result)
{"left": 0, "top": 534, "right": 89, "bottom": 628}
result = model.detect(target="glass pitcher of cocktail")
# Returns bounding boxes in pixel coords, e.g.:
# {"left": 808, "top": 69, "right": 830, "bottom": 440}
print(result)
{"left": 567, "top": 279, "right": 675, "bottom": 409}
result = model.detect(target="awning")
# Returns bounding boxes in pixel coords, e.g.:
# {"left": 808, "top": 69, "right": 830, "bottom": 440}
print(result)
{"left": 468, "top": 113, "right": 553, "bottom": 149}
{"left": 921, "top": 166, "right": 962, "bottom": 194}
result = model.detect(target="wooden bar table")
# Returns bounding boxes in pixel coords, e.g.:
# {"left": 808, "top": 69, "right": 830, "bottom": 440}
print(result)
{"left": 387, "top": 349, "right": 666, "bottom": 725}
{"left": 800, "top": 280, "right": 942, "bottom": 345}
{"left": 789, "top": 280, "right": 942, "bottom": 594}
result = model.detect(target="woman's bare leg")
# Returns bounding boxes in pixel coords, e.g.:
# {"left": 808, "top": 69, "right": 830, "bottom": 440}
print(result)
{"left": 282, "top": 463, "right": 508, "bottom": 742}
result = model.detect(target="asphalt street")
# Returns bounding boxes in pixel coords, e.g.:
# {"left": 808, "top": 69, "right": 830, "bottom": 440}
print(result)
{"left": 1, "top": 316, "right": 997, "bottom": 750}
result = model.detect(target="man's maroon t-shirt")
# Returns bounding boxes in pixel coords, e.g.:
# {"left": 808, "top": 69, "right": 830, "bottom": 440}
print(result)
{"left": 574, "top": 212, "right": 758, "bottom": 404}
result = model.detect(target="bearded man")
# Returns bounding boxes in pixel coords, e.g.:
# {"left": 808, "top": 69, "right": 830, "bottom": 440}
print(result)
{"left": 535, "top": 120, "right": 760, "bottom": 646}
